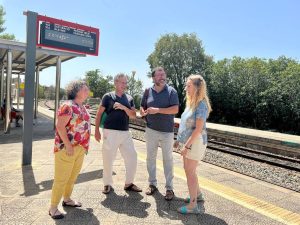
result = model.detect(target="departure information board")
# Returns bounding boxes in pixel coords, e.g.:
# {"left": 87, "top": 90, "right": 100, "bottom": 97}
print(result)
{"left": 36, "top": 15, "right": 99, "bottom": 56}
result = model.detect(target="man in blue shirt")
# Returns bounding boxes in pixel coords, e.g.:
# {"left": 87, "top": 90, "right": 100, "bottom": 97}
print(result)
{"left": 140, "top": 67, "right": 179, "bottom": 200}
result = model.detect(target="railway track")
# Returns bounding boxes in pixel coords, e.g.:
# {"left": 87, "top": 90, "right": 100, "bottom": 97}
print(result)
{"left": 208, "top": 140, "right": 300, "bottom": 172}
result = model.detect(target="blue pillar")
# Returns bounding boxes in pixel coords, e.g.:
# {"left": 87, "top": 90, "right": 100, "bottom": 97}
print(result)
{"left": 22, "top": 11, "right": 37, "bottom": 165}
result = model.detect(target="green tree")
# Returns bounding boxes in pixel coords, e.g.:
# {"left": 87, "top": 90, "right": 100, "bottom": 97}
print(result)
{"left": 261, "top": 57, "right": 300, "bottom": 134}
{"left": 38, "top": 85, "right": 46, "bottom": 99}
{"left": 44, "top": 85, "right": 55, "bottom": 100}
{"left": 208, "top": 56, "right": 300, "bottom": 134}
{"left": 147, "top": 33, "right": 213, "bottom": 114}
{"left": 84, "top": 69, "right": 114, "bottom": 98}
{"left": 0, "top": 6, "right": 15, "bottom": 40}
{"left": 207, "top": 59, "right": 232, "bottom": 123}
{"left": 60, "top": 88, "right": 66, "bottom": 99}
{"left": 209, "top": 57, "right": 271, "bottom": 127}
{"left": 127, "top": 71, "right": 143, "bottom": 108}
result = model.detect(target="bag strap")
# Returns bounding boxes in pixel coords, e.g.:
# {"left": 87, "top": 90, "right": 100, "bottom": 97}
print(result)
{"left": 104, "top": 92, "right": 117, "bottom": 114}
{"left": 167, "top": 85, "right": 173, "bottom": 106}
{"left": 142, "top": 88, "right": 150, "bottom": 110}
{"left": 110, "top": 92, "right": 117, "bottom": 101}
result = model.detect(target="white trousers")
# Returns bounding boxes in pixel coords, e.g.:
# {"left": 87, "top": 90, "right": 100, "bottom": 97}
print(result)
{"left": 102, "top": 129, "right": 137, "bottom": 186}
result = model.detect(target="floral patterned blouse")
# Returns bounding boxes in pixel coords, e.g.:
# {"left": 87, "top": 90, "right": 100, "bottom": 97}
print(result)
{"left": 54, "top": 100, "right": 91, "bottom": 153}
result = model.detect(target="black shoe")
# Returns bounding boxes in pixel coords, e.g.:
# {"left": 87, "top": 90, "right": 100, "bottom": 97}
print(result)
{"left": 102, "top": 185, "right": 112, "bottom": 194}
{"left": 48, "top": 209, "right": 64, "bottom": 220}
{"left": 145, "top": 185, "right": 158, "bottom": 195}
{"left": 165, "top": 190, "right": 174, "bottom": 201}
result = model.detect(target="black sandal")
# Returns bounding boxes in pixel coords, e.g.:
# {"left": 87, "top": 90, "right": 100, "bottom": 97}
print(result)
{"left": 165, "top": 190, "right": 174, "bottom": 201}
{"left": 124, "top": 183, "right": 142, "bottom": 192}
{"left": 48, "top": 209, "right": 64, "bottom": 219}
{"left": 145, "top": 185, "right": 158, "bottom": 195}
{"left": 102, "top": 185, "right": 112, "bottom": 194}
{"left": 62, "top": 200, "right": 82, "bottom": 207}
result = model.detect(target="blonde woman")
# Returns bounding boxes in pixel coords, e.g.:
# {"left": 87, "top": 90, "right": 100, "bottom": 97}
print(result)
{"left": 174, "top": 75, "right": 212, "bottom": 214}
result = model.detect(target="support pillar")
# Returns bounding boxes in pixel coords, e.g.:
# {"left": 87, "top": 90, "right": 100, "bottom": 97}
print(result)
{"left": 4, "top": 50, "right": 12, "bottom": 134}
{"left": 22, "top": 11, "right": 37, "bottom": 166}
{"left": 17, "top": 74, "right": 20, "bottom": 109}
{"left": 0, "top": 64, "right": 4, "bottom": 120}
{"left": 54, "top": 56, "right": 61, "bottom": 129}
{"left": 34, "top": 66, "right": 39, "bottom": 119}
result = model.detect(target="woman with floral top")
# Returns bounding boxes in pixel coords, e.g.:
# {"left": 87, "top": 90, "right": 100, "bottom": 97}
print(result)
{"left": 49, "top": 80, "right": 90, "bottom": 219}
{"left": 174, "top": 75, "right": 212, "bottom": 214}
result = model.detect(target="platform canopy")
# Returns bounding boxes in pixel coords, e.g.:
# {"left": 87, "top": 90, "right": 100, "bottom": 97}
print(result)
{"left": 0, "top": 38, "right": 85, "bottom": 75}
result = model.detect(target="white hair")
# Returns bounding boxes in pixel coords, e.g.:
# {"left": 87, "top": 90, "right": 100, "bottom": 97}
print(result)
{"left": 114, "top": 73, "right": 128, "bottom": 83}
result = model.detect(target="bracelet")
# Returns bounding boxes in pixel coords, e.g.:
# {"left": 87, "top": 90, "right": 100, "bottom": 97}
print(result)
{"left": 184, "top": 145, "right": 191, "bottom": 150}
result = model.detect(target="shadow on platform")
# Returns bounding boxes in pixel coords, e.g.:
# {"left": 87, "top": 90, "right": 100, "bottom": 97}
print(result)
{"left": 99, "top": 187, "right": 228, "bottom": 224}
{"left": 58, "top": 207, "right": 100, "bottom": 225}
{"left": 150, "top": 190, "right": 228, "bottom": 225}
{"left": 20, "top": 166, "right": 104, "bottom": 197}
{"left": 101, "top": 191, "right": 151, "bottom": 218}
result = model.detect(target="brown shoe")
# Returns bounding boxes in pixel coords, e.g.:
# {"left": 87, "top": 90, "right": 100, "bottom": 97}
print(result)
{"left": 102, "top": 185, "right": 112, "bottom": 194}
{"left": 145, "top": 185, "right": 158, "bottom": 195}
{"left": 124, "top": 183, "right": 142, "bottom": 192}
{"left": 165, "top": 190, "right": 174, "bottom": 201}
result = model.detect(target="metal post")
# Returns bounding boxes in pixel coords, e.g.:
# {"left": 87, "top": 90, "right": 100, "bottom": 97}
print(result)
{"left": 0, "top": 64, "right": 4, "bottom": 111}
{"left": 54, "top": 56, "right": 61, "bottom": 129}
{"left": 4, "top": 50, "right": 12, "bottom": 134}
{"left": 22, "top": 11, "right": 37, "bottom": 166}
{"left": 17, "top": 74, "right": 20, "bottom": 109}
{"left": 34, "top": 66, "right": 39, "bottom": 119}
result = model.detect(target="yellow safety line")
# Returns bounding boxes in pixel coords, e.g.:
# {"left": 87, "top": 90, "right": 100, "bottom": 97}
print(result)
{"left": 137, "top": 151, "right": 300, "bottom": 225}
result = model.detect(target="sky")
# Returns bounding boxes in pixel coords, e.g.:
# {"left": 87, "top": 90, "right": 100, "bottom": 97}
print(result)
{"left": 1, "top": 0, "right": 300, "bottom": 88}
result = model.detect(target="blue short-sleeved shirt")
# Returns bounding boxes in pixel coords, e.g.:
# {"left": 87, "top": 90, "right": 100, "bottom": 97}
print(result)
{"left": 177, "top": 100, "right": 208, "bottom": 144}
{"left": 141, "top": 85, "right": 179, "bottom": 133}
{"left": 101, "top": 92, "right": 134, "bottom": 131}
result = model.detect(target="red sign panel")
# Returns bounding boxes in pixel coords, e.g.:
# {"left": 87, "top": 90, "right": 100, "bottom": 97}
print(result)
{"left": 36, "top": 15, "right": 100, "bottom": 56}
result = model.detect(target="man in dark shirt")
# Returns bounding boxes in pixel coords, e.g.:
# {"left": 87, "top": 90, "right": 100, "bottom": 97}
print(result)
{"left": 95, "top": 73, "right": 142, "bottom": 194}
{"left": 140, "top": 67, "right": 179, "bottom": 200}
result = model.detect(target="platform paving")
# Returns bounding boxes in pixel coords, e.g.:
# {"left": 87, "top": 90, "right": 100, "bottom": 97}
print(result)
{"left": 0, "top": 111, "right": 299, "bottom": 225}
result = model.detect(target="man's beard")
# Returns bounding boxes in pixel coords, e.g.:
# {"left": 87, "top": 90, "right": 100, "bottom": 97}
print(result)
{"left": 154, "top": 79, "right": 166, "bottom": 86}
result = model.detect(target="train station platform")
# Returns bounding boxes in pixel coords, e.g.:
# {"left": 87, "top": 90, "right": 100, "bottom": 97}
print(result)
{"left": 204, "top": 122, "right": 300, "bottom": 159}
{"left": 178, "top": 118, "right": 300, "bottom": 159}
{"left": 0, "top": 109, "right": 300, "bottom": 225}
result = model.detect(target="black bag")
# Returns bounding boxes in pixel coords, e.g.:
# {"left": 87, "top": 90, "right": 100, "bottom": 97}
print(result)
{"left": 141, "top": 88, "right": 150, "bottom": 120}
{"left": 100, "top": 93, "right": 117, "bottom": 127}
